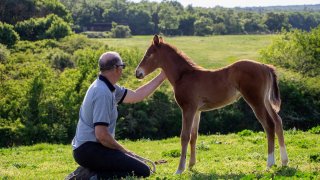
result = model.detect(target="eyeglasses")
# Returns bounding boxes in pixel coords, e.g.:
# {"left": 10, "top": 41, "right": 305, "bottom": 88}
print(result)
{"left": 115, "top": 63, "right": 126, "bottom": 69}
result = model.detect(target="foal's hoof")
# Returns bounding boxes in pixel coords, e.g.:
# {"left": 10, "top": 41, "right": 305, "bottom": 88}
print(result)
{"left": 188, "top": 163, "right": 195, "bottom": 170}
{"left": 282, "top": 159, "right": 289, "bottom": 166}
{"left": 175, "top": 169, "right": 184, "bottom": 174}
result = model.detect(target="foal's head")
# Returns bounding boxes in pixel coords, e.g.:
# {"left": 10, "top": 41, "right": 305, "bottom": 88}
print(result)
{"left": 135, "top": 35, "right": 164, "bottom": 79}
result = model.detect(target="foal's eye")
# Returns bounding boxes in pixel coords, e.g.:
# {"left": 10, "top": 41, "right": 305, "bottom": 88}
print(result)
{"left": 145, "top": 54, "right": 151, "bottom": 59}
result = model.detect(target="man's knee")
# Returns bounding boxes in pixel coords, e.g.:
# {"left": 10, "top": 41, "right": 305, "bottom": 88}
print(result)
{"left": 141, "top": 165, "right": 151, "bottom": 177}
{"left": 136, "top": 163, "right": 150, "bottom": 178}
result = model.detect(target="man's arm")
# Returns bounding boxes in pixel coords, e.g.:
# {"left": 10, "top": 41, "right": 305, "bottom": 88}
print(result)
{"left": 123, "top": 71, "right": 166, "bottom": 104}
{"left": 95, "top": 125, "right": 130, "bottom": 154}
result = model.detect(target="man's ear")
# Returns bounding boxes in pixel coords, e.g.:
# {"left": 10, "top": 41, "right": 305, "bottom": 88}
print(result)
{"left": 153, "top": 35, "right": 160, "bottom": 46}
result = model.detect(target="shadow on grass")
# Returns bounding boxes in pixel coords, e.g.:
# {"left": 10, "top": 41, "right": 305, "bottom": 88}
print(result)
{"left": 189, "top": 166, "right": 300, "bottom": 180}
{"left": 190, "top": 169, "right": 248, "bottom": 180}
{"left": 274, "top": 166, "right": 298, "bottom": 177}
{"left": 190, "top": 172, "right": 246, "bottom": 180}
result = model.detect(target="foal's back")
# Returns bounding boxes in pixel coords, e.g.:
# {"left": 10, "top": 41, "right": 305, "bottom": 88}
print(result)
{"left": 175, "top": 60, "right": 272, "bottom": 111}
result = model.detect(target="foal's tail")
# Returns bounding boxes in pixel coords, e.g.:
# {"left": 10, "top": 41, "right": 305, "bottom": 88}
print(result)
{"left": 268, "top": 66, "right": 281, "bottom": 113}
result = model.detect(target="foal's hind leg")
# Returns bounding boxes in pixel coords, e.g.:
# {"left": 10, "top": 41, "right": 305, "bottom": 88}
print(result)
{"left": 189, "top": 111, "right": 201, "bottom": 169}
{"left": 266, "top": 105, "right": 289, "bottom": 166}
{"left": 252, "top": 106, "right": 276, "bottom": 168}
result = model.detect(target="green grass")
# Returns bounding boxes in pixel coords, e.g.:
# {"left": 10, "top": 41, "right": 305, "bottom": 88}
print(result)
{"left": 99, "top": 35, "right": 274, "bottom": 68}
{"left": 0, "top": 131, "right": 319, "bottom": 179}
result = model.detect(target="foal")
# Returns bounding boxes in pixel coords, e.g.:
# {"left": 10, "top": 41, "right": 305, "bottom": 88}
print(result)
{"left": 135, "top": 35, "right": 288, "bottom": 174}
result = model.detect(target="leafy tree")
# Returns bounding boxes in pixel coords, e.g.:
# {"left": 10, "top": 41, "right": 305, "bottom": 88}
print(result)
{"left": 263, "top": 12, "right": 291, "bottom": 32}
{"left": 25, "top": 76, "right": 44, "bottom": 126}
{"left": 0, "top": 0, "right": 37, "bottom": 24}
{"left": 103, "top": 0, "right": 129, "bottom": 24}
{"left": 178, "top": 15, "right": 196, "bottom": 35}
{"left": 304, "top": 14, "right": 319, "bottom": 31}
{"left": 288, "top": 12, "right": 306, "bottom": 30}
{"left": 243, "top": 18, "right": 266, "bottom": 33}
{"left": 194, "top": 16, "right": 213, "bottom": 36}
{"left": 0, "top": 0, "right": 71, "bottom": 25}
{"left": 76, "top": 0, "right": 106, "bottom": 30}
{"left": 151, "top": 10, "right": 160, "bottom": 34}
{"left": 35, "top": 0, "right": 72, "bottom": 23}
{"left": 212, "top": 23, "right": 227, "bottom": 35}
{"left": 223, "top": 10, "right": 243, "bottom": 34}
{"left": 158, "top": 3, "right": 179, "bottom": 35}
{"left": 127, "top": 8, "right": 153, "bottom": 35}
{"left": 0, "top": 22, "right": 20, "bottom": 46}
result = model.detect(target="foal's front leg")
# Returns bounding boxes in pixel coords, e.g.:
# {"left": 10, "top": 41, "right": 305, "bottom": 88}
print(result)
{"left": 175, "top": 109, "right": 196, "bottom": 174}
{"left": 189, "top": 111, "right": 201, "bottom": 169}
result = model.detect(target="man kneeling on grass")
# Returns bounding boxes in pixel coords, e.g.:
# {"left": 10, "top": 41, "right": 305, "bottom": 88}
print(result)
{"left": 66, "top": 52, "right": 166, "bottom": 179}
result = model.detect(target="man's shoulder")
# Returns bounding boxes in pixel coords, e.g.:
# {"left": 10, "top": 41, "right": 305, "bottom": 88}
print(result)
{"left": 90, "top": 79, "right": 112, "bottom": 96}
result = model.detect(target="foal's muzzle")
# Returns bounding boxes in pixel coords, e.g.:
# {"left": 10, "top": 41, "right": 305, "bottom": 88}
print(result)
{"left": 135, "top": 69, "right": 144, "bottom": 79}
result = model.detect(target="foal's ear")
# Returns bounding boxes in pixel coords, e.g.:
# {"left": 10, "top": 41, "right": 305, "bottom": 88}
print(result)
{"left": 159, "top": 36, "right": 164, "bottom": 43}
{"left": 153, "top": 35, "right": 161, "bottom": 46}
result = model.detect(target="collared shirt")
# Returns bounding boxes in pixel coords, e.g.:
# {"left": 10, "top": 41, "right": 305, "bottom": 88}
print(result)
{"left": 72, "top": 75, "right": 127, "bottom": 150}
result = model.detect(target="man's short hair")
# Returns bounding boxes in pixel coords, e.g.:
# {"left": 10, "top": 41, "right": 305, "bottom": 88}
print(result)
{"left": 98, "top": 52, "right": 122, "bottom": 71}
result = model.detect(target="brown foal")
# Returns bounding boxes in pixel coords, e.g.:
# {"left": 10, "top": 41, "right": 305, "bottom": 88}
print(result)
{"left": 135, "top": 35, "right": 288, "bottom": 174}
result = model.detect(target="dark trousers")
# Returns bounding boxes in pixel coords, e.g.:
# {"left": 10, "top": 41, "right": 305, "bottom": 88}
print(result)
{"left": 73, "top": 142, "right": 150, "bottom": 179}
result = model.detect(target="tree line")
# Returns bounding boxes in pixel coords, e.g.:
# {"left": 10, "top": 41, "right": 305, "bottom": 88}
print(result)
{"left": 1, "top": 0, "right": 320, "bottom": 39}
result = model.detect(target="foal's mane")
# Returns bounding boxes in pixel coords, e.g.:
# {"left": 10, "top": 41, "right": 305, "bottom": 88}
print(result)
{"left": 162, "top": 43, "right": 205, "bottom": 71}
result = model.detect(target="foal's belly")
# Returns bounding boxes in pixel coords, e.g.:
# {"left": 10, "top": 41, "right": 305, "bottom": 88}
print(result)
{"left": 198, "top": 90, "right": 241, "bottom": 111}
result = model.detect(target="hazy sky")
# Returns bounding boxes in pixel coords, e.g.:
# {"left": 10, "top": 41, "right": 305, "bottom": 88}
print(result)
{"left": 130, "top": 0, "right": 320, "bottom": 8}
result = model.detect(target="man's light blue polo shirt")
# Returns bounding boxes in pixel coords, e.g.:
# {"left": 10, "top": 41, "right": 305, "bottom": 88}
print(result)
{"left": 72, "top": 75, "right": 127, "bottom": 150}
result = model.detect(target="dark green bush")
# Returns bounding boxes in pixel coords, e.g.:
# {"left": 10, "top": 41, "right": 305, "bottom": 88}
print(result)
{"left": 277, "top": 71, "right": 320, "bottom": 129}
{"left": 0, "top": 120, "right": 24, "bottom": 147}
{"left": 109, "top": 22, "right": 132, "bottom": 38}
{"left": 45, "top": 18, "right": 72, "bottom": 39}
{"left": 260, "top": 27, "right": 320, "bottom": 130}
{"left": 0, "top": 22, "right": 20, "bottom": 46}
{"left": 15, "top": 14, "right": 72, "bottom": 41}
{"left": 260, "top": 26, "right": 320, "bottom": 77}
{"left": 0, "top": 44, "right": 10, "bottom": 63}
{"left": 81, "top": 31, "right": 108, "bottom": 38}
{"left": 308, "top": 126, "right": 320, "bottom": 134}
{"left": 238, "top": 129, "right": 255, "bottom": 137}
{"left": 50, "top": 50, "right": 74, "bottom": 71}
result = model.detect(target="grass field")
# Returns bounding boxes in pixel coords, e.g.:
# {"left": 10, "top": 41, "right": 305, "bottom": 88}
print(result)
{"left": 0, "top": 131, "right": 319, "bottom": 179}
{"left": 100, "top": 35, "right": 274, "bottom": 68}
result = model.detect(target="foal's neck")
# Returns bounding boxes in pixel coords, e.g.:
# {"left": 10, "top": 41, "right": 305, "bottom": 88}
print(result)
{"left": 159, "top": 46, "right": 196, "bottom": 87}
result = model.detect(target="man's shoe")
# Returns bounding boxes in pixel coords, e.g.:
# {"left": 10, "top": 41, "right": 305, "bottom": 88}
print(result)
{"left": 65, "top": 166, "right": 95, "bottom": 180}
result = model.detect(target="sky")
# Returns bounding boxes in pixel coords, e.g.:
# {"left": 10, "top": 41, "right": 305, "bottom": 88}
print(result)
{"left": 130, "top": 0, "right": 320, "bottom": 8}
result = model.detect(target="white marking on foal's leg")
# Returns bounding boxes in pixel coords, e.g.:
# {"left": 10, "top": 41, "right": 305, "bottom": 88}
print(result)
{"left": 175, "top": 169, "right": 184, "bottom": 174}
{"left": 175, "top": 155, "right": 186, "bottom": 174}
{"left": 280, "top": 146, "right": 289, "bottom": 166}
{"left": 267, "top": 152, "right": 275, "bottom": 168}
